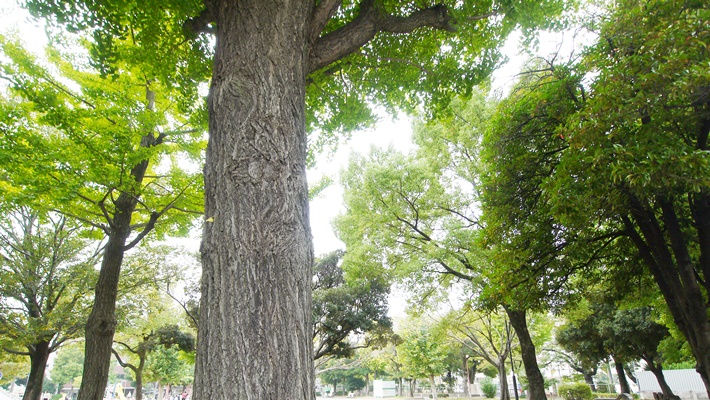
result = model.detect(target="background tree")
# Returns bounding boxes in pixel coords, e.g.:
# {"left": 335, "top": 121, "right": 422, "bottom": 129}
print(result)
{"left": 599, "top": 307, "right": 674, "bottom": 398}
{"left": 312, "top": 250, "right": 392, "bottom": 365}
{"left": 336, "top": 110, "right": 552, "bottom": 400}
{"left": 398, "top": 329, "right": 448, "bottom": 400}
{"left": 0, "top": 352, "right": 28, "bottom": 388}
{"left": 113, "top": 323, "right": 195, "bottom": 400}
{"left": 0, "top": 31, "right": 205, "bottom": 400}
{"left": 144, "top": 346, "right": 194, "bottom": 400}
{"left": 0, "top": 208, "right": 98, "bottom": 400}
{"left": 110, "top": 245, "right": 197, "bottom": 400}
{"left": 50, "top": 344, "right": 85, "bottom": 395}
{"left": 443, "top": 305, "right": 515, "bottom": 400}
{"left": 541, "top": 0, "right": 710, "bottom": 392}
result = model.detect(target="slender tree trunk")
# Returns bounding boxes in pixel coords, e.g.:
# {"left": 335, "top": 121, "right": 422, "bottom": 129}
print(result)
{"left": 134, "top": 364, "right": 143, "bottom": 400}
{"left": 78, "top": 125, "right": 158, "bottom": 400}
{"left": 505, "top": 307, "right": 547, "bottom": 400}
{"left": 409, "top": 379, "right": 416, "bottom": 398}
{"left": 194, "top": 1, "right": 314, "bottom": 400}
{"left": 23, "top": 340, "right": 51, "bottom": 400}
{"left": 647, "top": 365, "right": 676, "bottom": 400}
{"left": 463, "top": 355, "right": 471, "bottom": 397}
{"left": 614, "top": 361, "right": 631, "bottom": 394}
{"left": 584, "top": 373, "right": 597, "bottom": 392}
{"left": 498, "top": 363, "right": 510, "bottom": 400}
{"left": 78, "top": 226, "right": 130, "bottom": 400}
{"left": 430, "top": 375, "right": 437, "bottom": 400}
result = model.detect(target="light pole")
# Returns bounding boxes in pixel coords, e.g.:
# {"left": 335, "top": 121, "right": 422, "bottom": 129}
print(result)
{"left": 510, "top": 350, "right": 519, "bottom": 400}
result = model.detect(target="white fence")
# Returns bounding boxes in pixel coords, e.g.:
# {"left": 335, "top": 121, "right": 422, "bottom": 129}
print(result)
{"left": 637, "top": 369, "right": 707, "bottom": 400}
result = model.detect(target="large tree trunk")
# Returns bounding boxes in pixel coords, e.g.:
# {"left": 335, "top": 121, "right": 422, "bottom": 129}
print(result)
{"left": 23, "top": 340, "right": 51, "bottom": 400}
{"left": 505, "top": 307, "right": 547, "bottom": 400}
{"left": 614, "top": 360, "right": 631, "bottom": 394}
{"left": 194, "top": 1, "right": 314, "bottom": 399}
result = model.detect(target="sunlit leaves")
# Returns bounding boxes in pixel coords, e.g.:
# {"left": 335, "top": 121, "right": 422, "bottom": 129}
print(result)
{"left": 0, "top": 34, "right": 206, "bottom": 241}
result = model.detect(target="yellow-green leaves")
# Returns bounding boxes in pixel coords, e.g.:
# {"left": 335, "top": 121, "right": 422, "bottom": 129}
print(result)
{"left": 0, "top": 33, "right": 206, "bottom": 240}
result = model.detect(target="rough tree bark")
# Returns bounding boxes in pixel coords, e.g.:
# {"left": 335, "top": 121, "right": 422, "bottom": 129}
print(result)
{"left": 190, "top": 1, "right": 458, "bottom": 399}
{"left": 194, "top": 1, "right": 314, "bottom": 399}
{"left": 505, "top": 306, "right": 547, "bottom": 400}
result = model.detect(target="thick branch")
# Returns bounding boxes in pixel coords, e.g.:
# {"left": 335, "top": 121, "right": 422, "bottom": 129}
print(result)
{"left": 123, "top": 212, "right": 159, "bottom": 251}
{"left": 308, "top": 1, "right": 456, "bottom": 73}
{"left": 309, "top": 0, "right": 343, "bottom": 41}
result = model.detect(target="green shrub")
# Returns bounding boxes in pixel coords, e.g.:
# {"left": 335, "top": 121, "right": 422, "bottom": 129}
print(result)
{"left": 558, "top": 383, "right": 593, "bottom": 400}
{"left": 481, "top": 377, "right": 498, "bottom": 398}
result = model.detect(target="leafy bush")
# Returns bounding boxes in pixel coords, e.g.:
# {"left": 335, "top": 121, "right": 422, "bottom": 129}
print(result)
{"left": 481, "top": 377, "right": 498, "bottom": 398}
{"left": 558, "top": 383, "right": 593, "bottom": 400}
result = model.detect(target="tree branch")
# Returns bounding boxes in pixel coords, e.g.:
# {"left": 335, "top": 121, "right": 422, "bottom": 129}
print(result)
{"left": 183, "top": 3, "right": 215, "bottom": 36}
{"left": 309, "top": 0, "right": 343, "bottom": 42}
{"left": 123, "top": 212, "right": 159, "bottom": 251}
{"left": 308, "top": 1, "right": 456, "bottom": 74}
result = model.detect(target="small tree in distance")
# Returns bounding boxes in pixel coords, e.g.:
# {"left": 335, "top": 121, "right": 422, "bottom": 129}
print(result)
{"left": 399, "top": 330, "right": 448, "bottom": 400}
{"left": 0, "top": 208, "right": 98, "bottom": 400}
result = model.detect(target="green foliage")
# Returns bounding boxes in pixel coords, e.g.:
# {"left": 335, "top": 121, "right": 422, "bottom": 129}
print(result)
{"left": 312, "top": 250, "right": 392, "bottom": 361}
{"left": 558, "top": 383, "right": 593, "bottom": 400}
{"left": 398, "top": 330, "right": 448, "bottom": 380}
{"left": 481, "top": 377, "right": 498, "bottom": 398}
{"left": 144, "top": 346, "right": 193, "bottom": 386}
{"left": 664, "top": 361, "right": 696, "bottom": 371}
{"left": 0, "top": 208, "right": 96, "bottom": 380}
{"left": 320, "top": 368, "right": 367, "bottom": 393}
{"left": 0, "top": 33, "right": 206, "bottom": 240}
{"left": 0, "top": 352, "right": 28, "bottom": 386}
{"left": 335, "top": 144, "right": 485, "bottom": 314}
{"left": 20, "top": 0, "right": 570, "bottom": 163}
{"left": 51, "top": 344, "right": 84, "bottom": 388}
{"left": 481, "top": 365, "right": 499, "bottom": 378}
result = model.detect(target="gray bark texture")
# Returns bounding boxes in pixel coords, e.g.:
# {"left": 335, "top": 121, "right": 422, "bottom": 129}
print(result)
{"left": 194, "top": 1, "right": 314, "bottom": 399}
